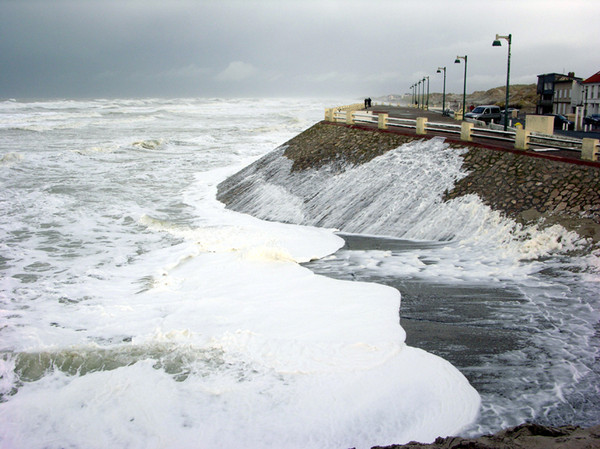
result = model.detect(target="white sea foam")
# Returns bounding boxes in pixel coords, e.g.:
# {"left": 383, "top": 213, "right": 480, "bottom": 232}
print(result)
{"left": 1, "top": 195, "right": 481, "bottom": 448}
{"left": 221, "top": 136, "right": 593, "bottom": 283}
{"left": 1, "top": 348, "right": 478, "bottom": 449}
{"left": 0, "top": 152, "right": 23, "bottom": 165}
{"left": 0, "top": 98, "right": 482, "bottom": 448}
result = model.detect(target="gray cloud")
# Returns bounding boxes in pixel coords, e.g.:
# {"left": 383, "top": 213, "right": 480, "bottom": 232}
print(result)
{"left": 1, "top": 0, "right": 598, "bottom": 99}
{"left": 216, "top": 62, "right": 259, "bottom": 82}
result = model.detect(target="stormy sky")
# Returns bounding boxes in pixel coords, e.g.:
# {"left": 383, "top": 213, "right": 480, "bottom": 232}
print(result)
{"left": 1, "top": 0, "right": 598, "bottom": 99}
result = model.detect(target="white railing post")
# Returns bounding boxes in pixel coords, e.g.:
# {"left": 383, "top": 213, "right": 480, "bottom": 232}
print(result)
{"left": 378, "top": 113, "right": 388, "bottom": 130}
{"left": 515, "top": 128, "right": 530, "bottom": 150}
{"left": 416, "top": 117, "right": 427, "bottom": 135}
{"left": 461, "top": 122, "right": 474, "bottom": 142}
{"left": 582, "top": 138, "right": 599, "bottom": 161}
{"left": 324, "top": 108, "right": 334, "bottom": 122}
{"left": 346, "top": 110, "right": 355, "bottom": 125}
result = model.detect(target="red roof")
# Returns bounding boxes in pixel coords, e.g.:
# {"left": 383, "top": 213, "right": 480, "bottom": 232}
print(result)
{"left": 583, "top": 71, "right": 600, "bottom": 84}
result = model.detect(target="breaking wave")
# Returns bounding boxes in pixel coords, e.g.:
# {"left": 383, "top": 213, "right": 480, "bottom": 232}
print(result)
{"left": 218, "top": 137, "right": 591, "bottom": 269}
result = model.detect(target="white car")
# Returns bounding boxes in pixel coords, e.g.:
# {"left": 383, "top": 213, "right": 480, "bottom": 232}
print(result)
{"left": 465, "top": 105, "right": 502, "bottom": 123}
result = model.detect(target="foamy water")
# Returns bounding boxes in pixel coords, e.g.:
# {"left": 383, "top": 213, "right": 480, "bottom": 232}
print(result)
{"left": 220, "top": 126, "right": 600, "bottom": 434}
{"left": 0, "top": 98, "right": 484, "bottom": 449}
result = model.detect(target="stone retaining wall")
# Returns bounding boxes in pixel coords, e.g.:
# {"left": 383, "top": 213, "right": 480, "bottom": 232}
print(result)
{"left": 281, "top": 122, "right": 600, "bottom": 241}
{"left": 282, "top": 121, "right": 418, "bottom": 171}
{"left": 443, "top": 143, "right": 600, "bottom": 240}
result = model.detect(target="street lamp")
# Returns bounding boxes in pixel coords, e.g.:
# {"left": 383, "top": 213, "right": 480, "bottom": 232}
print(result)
{"left": 421, "top": 78, "right": 426, "bottom": 109}
{"left": 493, "top": 33, "right": 512, "bottom": 131}
{"left": 455, "top": 55, "right": 468, "bottom": 120}
{"left": 437, "top": 66, "right": 447, "bottom": 115}
{"left": 418, "top": 80, "right": 422, "bottom": 109}
{"left": 424, "top": 76, "right": 430, "bottom": 110}
{"left": 413, "top": 83, "right": 417, "bottom": 107}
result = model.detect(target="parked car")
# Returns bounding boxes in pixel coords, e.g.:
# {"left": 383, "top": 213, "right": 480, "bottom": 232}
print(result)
{"left": 464, "top": 105, "right": 502, "bottom": 123}
{"left": 545, "top": 114, "right": 574, "bottom": 130}
{"left": 501, "top": 108, "right": 518, "bottom": 114}
{"left": 584, "top": 114, "right": 600, "bottom": 127}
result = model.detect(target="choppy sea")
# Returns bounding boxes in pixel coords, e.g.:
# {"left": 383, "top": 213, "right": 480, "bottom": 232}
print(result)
{"left": 1, "top": 98, "right": 599, "bottom": 449}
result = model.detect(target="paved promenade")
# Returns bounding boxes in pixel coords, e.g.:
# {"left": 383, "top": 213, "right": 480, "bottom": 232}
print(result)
{"left": 369, "top": 104, "right": 458, "bottom": 124}
{"left": 354, "top": 105, "right": 600, "bottom": 166}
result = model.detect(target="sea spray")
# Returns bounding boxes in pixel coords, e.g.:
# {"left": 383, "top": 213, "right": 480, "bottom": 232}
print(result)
{"left": 218, "top": 128, "right": 600, "bottom": 433}
{"left": 1, "top": 98, "right": 483, "bottom": 449}
{"left": 218, "top": 136, "right": 592, "bottom": 265}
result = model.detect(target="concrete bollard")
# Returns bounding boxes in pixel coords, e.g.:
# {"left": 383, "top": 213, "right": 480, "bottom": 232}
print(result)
{"left": 461, "top": 122, "right": 474, "bottom": 142}
{"left": 525, "top": 115, "right": 554, "bottom": 135}
{"left": 515, "top": 128, "right": 530, "bottom": 150}
{"left": 582, "top": 138, "right": 599, "bottom": 161}
{"left": 416, "top": 117, "right": 427, "bottom": 135}
{"left": 324, "top": 108, "right": 334, "bottom": 122}
{"left": 378, "top": 113, "right": 388, "bottom": 130}
{"left": 346, "top": 110, "right": 355, "bottom": 125}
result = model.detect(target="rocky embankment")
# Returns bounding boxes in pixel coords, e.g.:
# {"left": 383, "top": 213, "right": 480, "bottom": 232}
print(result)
{"left": 252, "top": 121, "right": 600, "bottom": 242}
{"left": 442, "top": 142, "right": 600, "bottom": 242}
{"left": 280, "top": 120, "right": 418, "bottom": 171}
{"left": 217, "top": 121, "right": 600, "bottom": 448}
{"left": 371, "top": 423, "right": 600, "bottom": 449}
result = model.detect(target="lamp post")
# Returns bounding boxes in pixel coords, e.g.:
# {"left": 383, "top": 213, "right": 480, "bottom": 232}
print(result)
{"left": 493, "top": 33, "right": 512, "bottom": 131}
{"left": 454, "top": 55, "right": 468, "bottom": 120}
{"left": 437, "top": 66, "right": 446, "bottom": 115}
{"left": 413, "top": 83, "right": 417, "bottom": 107}
{"left": 424, "top": 76, "right": 429, "bottom": 110}
{"left": 415, "top": 83, "right": 420, "bottom": 109}
{"left": 421, "top": 78, "right": 425, "bottom": 109}
{"left": 418, "top": 80, "right": 422, "bottom": 108}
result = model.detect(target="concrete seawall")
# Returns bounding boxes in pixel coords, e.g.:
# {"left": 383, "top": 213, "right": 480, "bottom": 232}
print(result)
{"left": 216, "top": 120, "right": 600, "bottom": 447}
{"left": 232, "top": 121, "right": 600, "bottom": 242}
{"left": 443, "top": 141, "right": 600, "bottom": 241}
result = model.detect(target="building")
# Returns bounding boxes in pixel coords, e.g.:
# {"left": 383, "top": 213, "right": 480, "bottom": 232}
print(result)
{"left": 553, "top": 75, "right": 584, "bottom": 116}
{"left": 536, "top": 72, "right": 583, "bottom": 115}
{"left": 583, "top": 70, "right": 600, "bottom": 116}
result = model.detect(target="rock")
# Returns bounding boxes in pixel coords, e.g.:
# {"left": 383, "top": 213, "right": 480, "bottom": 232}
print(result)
{"left": 369, "top": 423, "right": 600, "bottom": 449}
{"left": 219, "top": 121, "right": 600, "bottom": 242}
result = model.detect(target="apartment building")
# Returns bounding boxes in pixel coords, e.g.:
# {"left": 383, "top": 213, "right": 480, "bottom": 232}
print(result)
{"left": 536, "top": 72, "right": 582, "bottom": 115}
{"left": 583, "top": 70, "right": 600, "bottom": 115}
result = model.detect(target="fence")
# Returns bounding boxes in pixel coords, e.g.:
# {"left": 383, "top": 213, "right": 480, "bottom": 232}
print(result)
{"left": 324, "top": 105, "right": 599, "bottom": 162}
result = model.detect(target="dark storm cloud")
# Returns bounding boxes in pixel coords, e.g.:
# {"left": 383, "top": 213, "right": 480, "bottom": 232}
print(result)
{"left": 1, "top": 0, "right": 598, "bottom": 99}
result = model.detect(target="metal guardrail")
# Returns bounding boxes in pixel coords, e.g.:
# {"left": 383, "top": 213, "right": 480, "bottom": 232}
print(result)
{"left": 426, "top": 122, "right": 462, "bottom": 136}
{"left": 387, "top": 116, "right": 418, "bottom": 129}
{"left": 471, "top": 128, "right": 517, "bottom": 143}
{"left": 529, "top": 132, "right": 582, "bottom": 151}
{"left": 326, "top": 106, "right": 600, "bottom": 161}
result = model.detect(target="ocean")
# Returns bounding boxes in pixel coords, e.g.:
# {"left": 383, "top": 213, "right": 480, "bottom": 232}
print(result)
{"left": 0, "top": 97, "right": 598, "bottom": 449}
